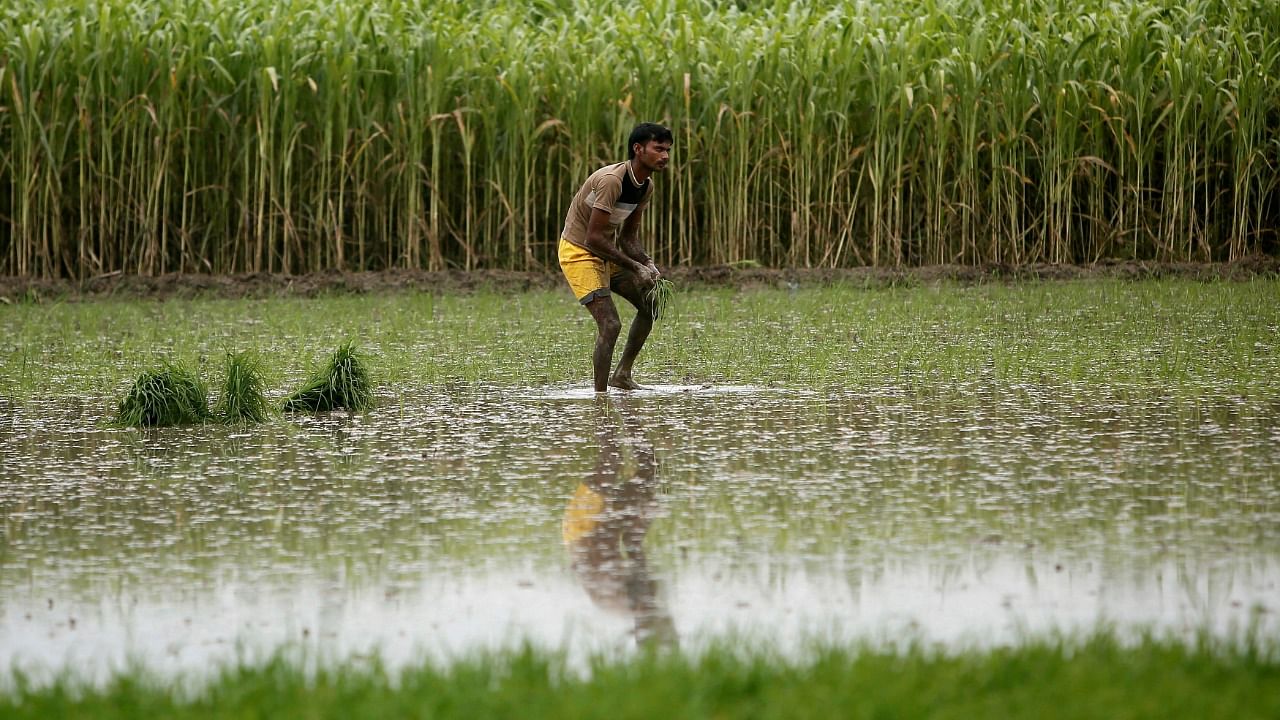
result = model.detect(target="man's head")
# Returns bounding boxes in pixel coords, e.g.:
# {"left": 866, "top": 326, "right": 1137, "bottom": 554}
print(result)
{"left": 628, "top": 122, "right": 673, "bottom": 173}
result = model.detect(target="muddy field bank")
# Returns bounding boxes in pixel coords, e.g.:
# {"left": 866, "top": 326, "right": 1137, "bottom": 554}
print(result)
{"left": 2, "top": 258, "right": 1278, "bottom": 303}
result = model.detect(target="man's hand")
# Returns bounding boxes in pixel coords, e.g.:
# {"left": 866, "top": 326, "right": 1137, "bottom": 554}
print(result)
{"left": 636, "top": 263, "right": 660, "bottom": 287}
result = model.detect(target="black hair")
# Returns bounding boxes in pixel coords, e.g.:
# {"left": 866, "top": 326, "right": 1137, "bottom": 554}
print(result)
{"left": 627, "top": 122, "right": 674, "bottom": 159}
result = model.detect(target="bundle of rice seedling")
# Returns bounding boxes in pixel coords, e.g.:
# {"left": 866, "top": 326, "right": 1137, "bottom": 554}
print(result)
{"left": 114, "top": 361, "right": 211, "bottom": 427}
{"left": 214, "top": 350, "right": 270, "bottom": 424}
{"left": 282, "top": 341, "right": 374, "bottom": 413}
{"left": 646, "top": 278, "right": 675, "bottom": 321}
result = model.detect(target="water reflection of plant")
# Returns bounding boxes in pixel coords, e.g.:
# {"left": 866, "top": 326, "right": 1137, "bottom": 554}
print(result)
{"left": 562, "top": 398, "right": 677, "bottom": 649}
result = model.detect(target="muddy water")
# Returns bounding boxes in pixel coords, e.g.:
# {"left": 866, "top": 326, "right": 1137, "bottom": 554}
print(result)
{"left": 2, "top": 385, "right": 1277, "bottom": 680}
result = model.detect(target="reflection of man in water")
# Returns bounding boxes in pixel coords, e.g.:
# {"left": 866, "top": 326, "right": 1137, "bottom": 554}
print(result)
{"left": 561, "top": 402, "right": 676, "bottom": 648}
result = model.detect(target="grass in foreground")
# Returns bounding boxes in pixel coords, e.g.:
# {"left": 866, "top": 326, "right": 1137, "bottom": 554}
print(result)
{"left": 112, "top": 361, "right": 211, "bottom": 427}
{"left": 2, "top": 636, "right": 1277, "bottom": 719}
{"left": 282, "top": 341, "right": 374, "bottom": 413}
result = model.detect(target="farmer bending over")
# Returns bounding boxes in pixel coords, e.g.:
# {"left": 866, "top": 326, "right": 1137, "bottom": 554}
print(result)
{"left": 558, "top": 122, "right": 672, "bottom": 392}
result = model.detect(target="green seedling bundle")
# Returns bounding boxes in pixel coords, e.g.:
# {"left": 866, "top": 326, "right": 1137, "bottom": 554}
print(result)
{"left": 112, "top": 342, "right": 373, "bottom": 427}
{"left": 114, "top": 362, "right": 212, "bottom": 428}
{"left": 213, "top": 350, "right": 271, "bottom": 425}
{"left": 283, "top": 341, "right": 375, "bottom": 413}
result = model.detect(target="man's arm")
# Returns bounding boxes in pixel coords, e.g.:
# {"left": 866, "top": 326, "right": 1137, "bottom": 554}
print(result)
{"left": 583, "top": 208, "right": 655, "bottom": 281}
{"left": 617, "top": 206, "right": 653, "bottom": 267}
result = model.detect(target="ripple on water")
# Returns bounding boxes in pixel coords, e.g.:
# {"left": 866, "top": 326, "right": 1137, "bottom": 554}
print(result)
{"left": 1, "top": 388, "right": 1278, "bottom": 682}
{"left": 517, "top": 383, "right": 802, "bottom": 400}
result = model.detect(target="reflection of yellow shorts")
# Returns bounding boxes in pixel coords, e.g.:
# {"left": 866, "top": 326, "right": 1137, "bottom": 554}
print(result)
{"left": 558, "top": 238, "right": 620, "bottom": 304}
{"left": 561, "top": 482, "right": 604, "bottom": 546}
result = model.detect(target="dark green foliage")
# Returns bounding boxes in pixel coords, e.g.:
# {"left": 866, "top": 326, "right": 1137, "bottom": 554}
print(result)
{"left": 113, "top": 362, "right": 211, "bottom": 427}
{"left": 283, "top": 341, "right": 374, "bottom": 413}
{"left": 214, "top": 350, "right": 270, "bottom": 424}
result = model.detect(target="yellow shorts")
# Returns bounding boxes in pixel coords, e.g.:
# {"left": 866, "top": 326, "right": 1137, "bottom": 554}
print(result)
{"left": 558, "top": 238, "right": 620, "bottom": 304}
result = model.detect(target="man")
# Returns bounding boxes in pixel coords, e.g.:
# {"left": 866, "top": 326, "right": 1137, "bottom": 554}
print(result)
{"left": 558, "top": 122, "right": 673, "bottom": 392}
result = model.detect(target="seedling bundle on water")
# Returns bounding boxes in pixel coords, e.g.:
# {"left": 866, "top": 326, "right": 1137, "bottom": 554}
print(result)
{"left": 214, "top": 350, "right": 270, "bottom": 424}
{"left": 114, "top": 361, "right": 211, "bottom": 428}
{"left": 113, "top": 343, "right": 373, "bottom": 426}
{"left": 283, "top": 341, "right": 375, "bottom": 413}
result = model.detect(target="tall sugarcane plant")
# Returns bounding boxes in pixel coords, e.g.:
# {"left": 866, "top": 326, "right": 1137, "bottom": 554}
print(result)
{"left": 3, "top": 0, "right": 1278, "bottom": 279}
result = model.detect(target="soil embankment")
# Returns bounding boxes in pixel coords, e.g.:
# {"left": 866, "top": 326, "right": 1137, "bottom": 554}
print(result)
{"left": 2, "top": 258, "right": 1277, "bottom": 303}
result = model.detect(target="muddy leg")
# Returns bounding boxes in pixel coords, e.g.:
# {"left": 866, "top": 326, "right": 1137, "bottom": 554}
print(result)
{"left": 585, "top": 294, "right": 622, "bottom": 392}
{"left": 609, "top": 272, "right": 655, "bottom": 390}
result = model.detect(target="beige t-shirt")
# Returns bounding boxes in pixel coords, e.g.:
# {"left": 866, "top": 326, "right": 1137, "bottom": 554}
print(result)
{"left": 561, "top": 161, "right": 653, "bottom": 251}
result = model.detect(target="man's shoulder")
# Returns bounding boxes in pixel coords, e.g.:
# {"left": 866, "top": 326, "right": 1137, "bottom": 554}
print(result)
{"left": 588, "top": 162, "right": 627, "bottom": 184}
{"left": 581, "top": 163, "right": 626, "bottom": 202}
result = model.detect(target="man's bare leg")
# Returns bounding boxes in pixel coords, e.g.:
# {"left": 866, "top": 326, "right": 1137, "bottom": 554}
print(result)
{"left": 610, "top": 317, "right": 652, "bottom": 390}
{"left": 609, "top": 272, "right": 655, "bottom": 390}
{"left": 584, "top": 293, "right": 622, "bottom": 392}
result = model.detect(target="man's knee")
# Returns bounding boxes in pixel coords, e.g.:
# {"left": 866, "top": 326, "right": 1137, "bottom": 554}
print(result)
{"left": 597, "top": 315, "right": 622, "bottom": 342}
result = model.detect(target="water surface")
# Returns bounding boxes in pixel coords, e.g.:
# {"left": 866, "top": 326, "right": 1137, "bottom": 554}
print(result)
{"left": 2, "top": 385, "right": 1277, "bottom": 682}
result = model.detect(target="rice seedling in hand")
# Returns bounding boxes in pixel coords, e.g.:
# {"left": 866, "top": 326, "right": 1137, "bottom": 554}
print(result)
{"left": 646, "top": 278, "right": 675, "bottom": 321}
{"left": 283, "top": 341, "right": 375, "bottom": 413}
{"left": 214, "top": 350, "right": 270, "bottom": 424}
{"left": 114, "top": 361, "right": 212, "bottom": 427}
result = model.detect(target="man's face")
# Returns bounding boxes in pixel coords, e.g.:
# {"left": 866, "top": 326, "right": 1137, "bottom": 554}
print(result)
{"left": 633, "top": 140, "right": 672, "bottom": 173}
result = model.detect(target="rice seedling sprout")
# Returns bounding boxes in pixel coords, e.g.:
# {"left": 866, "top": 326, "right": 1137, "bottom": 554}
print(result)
{"left": 647, "top": 278, "right": 675, "bottom": 321}
{"left": 113, "top": 361, "right": 212, "bottom": 428}
{"left": 283, "top": 341, "right": 375, "bottom": 413}
{"left": 214, "top": 350, "right": 271, "bottom": 424}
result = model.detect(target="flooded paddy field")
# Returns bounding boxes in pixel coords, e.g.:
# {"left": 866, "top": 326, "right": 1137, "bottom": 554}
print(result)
{"left": 3, "top": 385, "right": 1278, "bottom": 682}
{"left": 1, "top": 280, "right": 1279, "bottom": 684}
